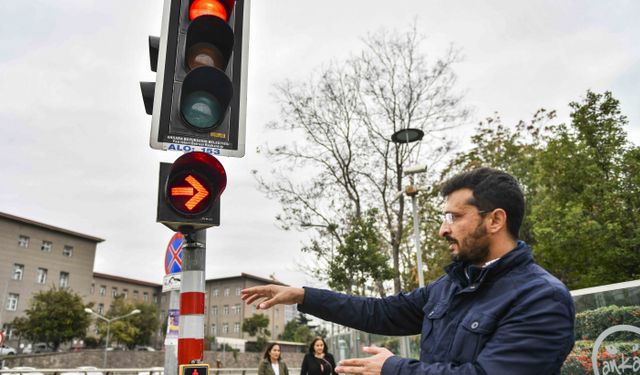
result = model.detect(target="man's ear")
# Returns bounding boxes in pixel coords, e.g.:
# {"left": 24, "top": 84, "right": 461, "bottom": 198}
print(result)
{"left": 487, "top": 208, "right": 507, "bottom": 234}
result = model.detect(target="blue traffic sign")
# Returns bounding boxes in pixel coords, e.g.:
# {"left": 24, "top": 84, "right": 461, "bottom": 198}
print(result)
{"left": 165, "top": 232, "right": 184, "bottom": 275}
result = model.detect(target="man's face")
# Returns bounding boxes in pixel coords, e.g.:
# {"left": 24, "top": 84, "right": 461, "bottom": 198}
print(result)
{"left": 439, "top": 188, "right": 490, "bottom": 265}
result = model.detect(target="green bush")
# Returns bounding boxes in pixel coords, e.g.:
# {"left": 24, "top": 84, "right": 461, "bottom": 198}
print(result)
{"left": 574, "top": 305, "right": 640, "bottom": 340}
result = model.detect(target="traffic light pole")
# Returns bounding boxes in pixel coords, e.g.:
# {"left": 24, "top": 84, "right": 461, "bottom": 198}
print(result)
{"left": 178, "top": 227, "right": 207, "bottom": 365}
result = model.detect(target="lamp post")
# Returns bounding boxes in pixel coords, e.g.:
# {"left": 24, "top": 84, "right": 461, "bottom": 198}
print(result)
{"left": 85, "top": 307, "right": 141, "bottom": 368}
{"left": 390, "top": 128, "right": 426, "bottom": 359}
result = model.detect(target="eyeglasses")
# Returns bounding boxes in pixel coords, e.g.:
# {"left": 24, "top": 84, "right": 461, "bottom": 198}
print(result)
{"left": 443, "top": 210, "right": 489, "bottom": 225}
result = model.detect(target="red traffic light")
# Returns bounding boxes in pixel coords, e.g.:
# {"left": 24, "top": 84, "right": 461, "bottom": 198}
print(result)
{"left": 166, "top": 152, "right": 226, "bottom": 215}
{"left": 190, "top": 0, "right": 228, "bottom": 22}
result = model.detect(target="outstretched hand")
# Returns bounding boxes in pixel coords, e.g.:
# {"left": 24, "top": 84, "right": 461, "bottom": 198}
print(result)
{"left": 335, "top": 346, "right": 394, "bottom": 375}
{"left": 240, "top": 284, "right": 305, "bottom": 309}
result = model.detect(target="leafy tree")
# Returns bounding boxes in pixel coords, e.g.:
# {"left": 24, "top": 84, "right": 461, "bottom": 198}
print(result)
{"left": 255, "top": 24, "right": 468, "bottom": 294}
{"left": 531, "top": 91, "right": 640, "bottom": 288}
{"left": 279, "top": 319, "right": 314, "bottom": 343}
{"left": 129, "top": 300, "right": 159, "bottom": 346}
{"left": 440, "top": 90, "right": 640, "bottom": 289}
{"left": 327, "top": 209, "right": 394, "bottom": 295}
{"left": 279, "top": 312, "right": 327, "bottom": 343}
{"left": 96, "top": 295, "right": 158, "bottom": 349}
{"left": 242, "top": 314, "right": 270, "bottom": 352}
{"left": 11, "top": 287, "right": 90, "bottom": 350}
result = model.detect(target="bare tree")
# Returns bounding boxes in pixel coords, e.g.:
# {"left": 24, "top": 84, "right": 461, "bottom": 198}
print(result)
{"left": 254, "top": 25, "right": 468, "bottom": 295}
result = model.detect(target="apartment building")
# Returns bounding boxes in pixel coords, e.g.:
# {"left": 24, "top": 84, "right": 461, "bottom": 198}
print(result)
{"left": 90, "top": 272, "right": 164, "bottom": 316}
{"left": 0, "top": 211, "right": 104, "bottom": 341}
{"left": 204, "top": 273, "right": 296, "bottom": 342}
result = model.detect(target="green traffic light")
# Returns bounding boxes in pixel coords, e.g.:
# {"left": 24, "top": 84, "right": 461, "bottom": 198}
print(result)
{"left": 181, "top": 91, "right": 222, "bottom": 129}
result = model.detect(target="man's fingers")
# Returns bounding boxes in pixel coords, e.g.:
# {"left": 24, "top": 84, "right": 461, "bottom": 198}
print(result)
{"left": 338, "top": 358, "right": 366, "bottom": 366}
{"left": 362, "top": 346, "right": 385, "bottom": 355}
{"left": 241, "top": 293, "right": 268, "bottom": 305}
{"left": 335, "top": 365, "right": 364, "bottom": 374}
{"left": 258, "top": 300, "right": 274, "bottom": 309}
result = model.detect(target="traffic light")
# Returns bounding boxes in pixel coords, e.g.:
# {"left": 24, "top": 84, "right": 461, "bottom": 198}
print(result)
{"left": 157, "top": 151, "right": 227, "bottom": 231}
{"left": 143, "top": 0, "right": 250, "bottom": 158}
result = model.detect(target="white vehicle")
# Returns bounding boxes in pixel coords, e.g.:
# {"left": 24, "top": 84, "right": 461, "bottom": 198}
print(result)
{"left": 60, "top": 366, "right": 103, "bottom": 375}
{"left": 21, "top": 343, "right": 53, "bottom": 354}
{"left": 5, "top": 366, "right": 45, "bottom": 375}
{"left": 0, "top": 344, "right": 17, "bottom": 355}
{"left": 137, "top": 367, "right": 163, "bottom": 375}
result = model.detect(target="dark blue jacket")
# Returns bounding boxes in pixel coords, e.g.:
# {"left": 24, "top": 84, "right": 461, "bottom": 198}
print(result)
{"left": 298, "top": 241, "right": 575, "bottom": 375}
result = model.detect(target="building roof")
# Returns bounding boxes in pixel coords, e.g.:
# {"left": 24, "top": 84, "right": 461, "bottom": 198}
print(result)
{"left": 0, "top": 211, "right": 105, "bottom": 243}
{"left": 93, "top": 272, "right": 287, "bottom": 290}
{"left": 93, "top": 272, "right": 162, "bottom": 288}
{"left": 208, "top": 272, "right": 289, "bottom": 286}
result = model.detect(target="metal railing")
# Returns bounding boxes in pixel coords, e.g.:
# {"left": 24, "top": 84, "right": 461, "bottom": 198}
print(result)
{"left": 0, "top": 368, "right": 302, "bottom": 375}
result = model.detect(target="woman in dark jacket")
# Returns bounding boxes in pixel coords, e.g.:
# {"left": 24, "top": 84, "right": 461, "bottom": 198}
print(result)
{"left": 258, "top": 343, "right": 289, "bottom": 375}
{"left": 300, "top": 337, "right": 336, "bottom": 375}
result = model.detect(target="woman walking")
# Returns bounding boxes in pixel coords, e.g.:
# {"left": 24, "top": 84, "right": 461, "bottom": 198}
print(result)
{"left": 300, "top": 337, "right": 337, "bottom": 375}
{"left": 259, "top": 343, "right": 290, "bottom": 375}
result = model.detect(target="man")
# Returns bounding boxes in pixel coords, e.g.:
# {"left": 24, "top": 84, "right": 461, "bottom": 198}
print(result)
{"left": 242, "top": 168, "right": 575, "bottom": 375}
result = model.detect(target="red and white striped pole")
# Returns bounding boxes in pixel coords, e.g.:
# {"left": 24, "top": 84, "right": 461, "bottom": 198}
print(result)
{"left": 178, "top": 229, "right": 206, "bottom": 365}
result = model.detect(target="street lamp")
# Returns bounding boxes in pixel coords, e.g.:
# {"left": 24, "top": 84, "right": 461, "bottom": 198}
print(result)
{"left": 391, "top": 128, "right": 426, "bottom": 359}
{"left": 84, "top": 307, "right": 141, "bottom": 368}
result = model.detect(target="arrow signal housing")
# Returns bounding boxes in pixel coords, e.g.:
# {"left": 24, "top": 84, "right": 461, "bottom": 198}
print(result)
{"left": 156, "top": 156, "right": 226, "bottom": 232}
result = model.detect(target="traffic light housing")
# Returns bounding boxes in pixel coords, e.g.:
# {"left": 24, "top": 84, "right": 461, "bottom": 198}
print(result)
{"left": 157, "top": 151, "right": 227, "bottom": 231}
{"left": 144, "top": 0, "right": 250, "bottom": 157}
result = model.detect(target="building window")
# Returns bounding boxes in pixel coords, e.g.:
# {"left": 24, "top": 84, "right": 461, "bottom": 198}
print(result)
{"left": 111, "top": 287, "right": 118, "bottom": 297}
{"left": 224, "top": 288, "right": 230, "bottom": 297}
{"left": 144, "top": 292, "right": 149, "bottom": 301}
{"left": 63, "top": 245, "right": 73, "bottom": 257}
{"left": 59, "top": 272, "right": 70, "bottom": 288}
{"left": 213, "top": 288, "right": 219, "bottom": 297}
{"left": 211, "top": 324, "right": 217, "bottom": 335}
{"left": 234, "top": 304, "right": 241, "bottom": 315}
{"left": 6, "top": 293, "right": 19, "bottom": 311}
{"left": 90, "top": 283, "right": 95, "bottom": 294}
{"left": 37, "top": 268, "right": 48, "bottom": 284}
{"left": 212, "top": 305, "right": 218, "bottom": 315}
{"left": 223, "top": 323, "right": 229, "bottom": 333}
{"left": 12, "top": 264, "right": 24, "bottom": 280}
{"left": 98, "top": 303, "right": 104, "bottom": 315}
{"left": 234, "top": 322, "right": 240, "bottom": 333}
{"left": 18, "top": 235, "right": 29, "bottom": 248}
{"left": 134, "top": 290, "right": 139, "bottom": 299}
{"left": 223, "top": 305, "right": 229, "bottom": 315}
{"left": 153, "top": 294, "right": 158, "bottom": 303}
{"left": 123, "top": 289, "right": 129, "bottom": 298}
{"left": 99, "top": 285, "right": 106, "bottom": 296}
{"left": 235, "top": 287, "right": 241, "bottom": 296}
{"left": 40, "top": 240, "right": 53, "bottom": 252}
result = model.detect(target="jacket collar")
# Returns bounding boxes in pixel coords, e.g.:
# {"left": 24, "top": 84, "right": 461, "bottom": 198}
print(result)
{"left": 444, "top": 240, "right": 533, "bottom": 288}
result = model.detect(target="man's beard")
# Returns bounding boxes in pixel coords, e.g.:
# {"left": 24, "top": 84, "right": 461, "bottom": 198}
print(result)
{"left": 450, "top": 223, "right": 490, "bottom": 265}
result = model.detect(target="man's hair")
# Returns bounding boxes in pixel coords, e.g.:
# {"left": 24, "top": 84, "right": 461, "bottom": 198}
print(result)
{"left": 440, "top": 167, "right": 524, "bottom": 239}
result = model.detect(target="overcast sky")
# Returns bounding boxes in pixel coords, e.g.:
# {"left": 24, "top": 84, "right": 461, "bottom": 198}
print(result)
{"left": 1, "top": 0, "right": 638, "bottom": 288}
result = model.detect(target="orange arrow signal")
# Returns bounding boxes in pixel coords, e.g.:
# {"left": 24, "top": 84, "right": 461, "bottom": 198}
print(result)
{"left": 171, "top": 175, "right": 210, "bottom": 210}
